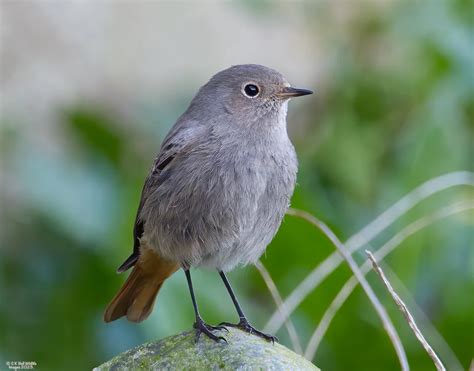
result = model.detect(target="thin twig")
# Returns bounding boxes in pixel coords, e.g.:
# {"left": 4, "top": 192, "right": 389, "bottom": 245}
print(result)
{"left": 304, "top": 201, "right": 472, "bottom": 367}
{"left": 265, "top": 171, "right": 474, "bottom": 334}
{"left": 366, "top": 251, "right": 446, "bottom": 371}
{"left": 254, "top": 260, "right": 303, "bottom": 354}
{"left": 380, "top": 265, "right": 465, "bottom": 371}
{"left": 286, "top": 209, "right": 409, "bottom": 370}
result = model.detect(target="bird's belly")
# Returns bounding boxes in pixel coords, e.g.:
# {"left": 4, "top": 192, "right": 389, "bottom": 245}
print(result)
{"left": 143, "top": 147, "right": 296, "bottom": 271}
{"left": 198, "top": 160, "right": 295, "bottom": 271}
{"left": 198, "top": 188, "right": 290, "bottom": 271}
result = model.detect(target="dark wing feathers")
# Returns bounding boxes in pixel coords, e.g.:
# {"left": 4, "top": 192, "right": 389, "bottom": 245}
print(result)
{"left": 117, "top": 250, "right": 140, "bottom": 273}
{"left": 116, "top": 122, "right": 207, "bottom": 273}
{"left": 116, "top": 151, "right": 176, "bottom": 273}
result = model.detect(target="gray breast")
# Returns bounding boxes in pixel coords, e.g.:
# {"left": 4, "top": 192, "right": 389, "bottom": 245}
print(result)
{"left": 208, "top": 147, "right": 297, "bottom": 271}
{"left": 142, "top": 131, "right": 297, "bottom": 271}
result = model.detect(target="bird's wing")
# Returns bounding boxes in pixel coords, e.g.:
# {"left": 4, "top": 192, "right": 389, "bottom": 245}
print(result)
{"left": 117, "top": 121, "right": 208, "bottom": 273}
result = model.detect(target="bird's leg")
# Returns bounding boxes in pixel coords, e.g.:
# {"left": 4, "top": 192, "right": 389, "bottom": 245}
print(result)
{"left": 184, "top": 269, "right": 227, "bottom": 343}
{"left": 218, "top": 271, "right": 278, "bottom": 343}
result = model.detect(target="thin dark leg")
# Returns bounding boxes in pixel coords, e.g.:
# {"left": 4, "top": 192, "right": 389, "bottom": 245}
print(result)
{"left": 184, "top": 269, "right": 227, "bottom": 343}
{"left": 218, "top": 271, "right": 277, "bottom": 343}
{"left": 219, "top": 271, "right": 247, "bottom": 320}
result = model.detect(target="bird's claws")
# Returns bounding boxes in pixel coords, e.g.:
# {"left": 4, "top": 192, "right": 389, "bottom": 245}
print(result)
{"left": 193, "top": 319, "right": 228, "bottom": 343}
{"left": 218, "top": 319, "right": 278, "bottom": 343}
{"left": 208, "top": 324, "right": 229, "bottom": 333}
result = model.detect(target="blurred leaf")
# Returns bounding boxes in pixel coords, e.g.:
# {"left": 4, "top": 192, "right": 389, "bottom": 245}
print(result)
{"left": 64, "top": 108, "right": 126, "bottom": 167}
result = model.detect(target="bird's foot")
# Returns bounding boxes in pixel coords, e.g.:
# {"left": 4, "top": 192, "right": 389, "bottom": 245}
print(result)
{"left": 193, "top": 318, "right": 227, "bottom": 343}
{"left": 219, "top": 319, "right": 278, "bottom": 343}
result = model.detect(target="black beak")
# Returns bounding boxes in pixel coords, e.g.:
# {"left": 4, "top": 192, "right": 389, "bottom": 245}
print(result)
{"left": 277, "top": 86, "right": 314, "bottom": 98}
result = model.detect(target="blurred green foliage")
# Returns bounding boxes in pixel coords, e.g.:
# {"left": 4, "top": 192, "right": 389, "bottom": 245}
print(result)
{"left": 1, "top": 1, "right": 473, "bottom": 370}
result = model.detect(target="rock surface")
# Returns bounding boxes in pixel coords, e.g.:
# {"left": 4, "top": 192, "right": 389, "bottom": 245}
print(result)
{"left": 95, "top": 327, "right": 319, "bottom": 370}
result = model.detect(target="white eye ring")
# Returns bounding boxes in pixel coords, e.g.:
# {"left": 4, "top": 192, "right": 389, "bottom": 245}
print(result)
{"left": 241, "top": 82, "right": 260, "bottom": 98}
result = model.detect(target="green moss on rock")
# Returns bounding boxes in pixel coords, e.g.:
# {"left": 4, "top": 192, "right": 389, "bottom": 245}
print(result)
{"left": 95, "top": 327, "right": 319, "bottom": 370}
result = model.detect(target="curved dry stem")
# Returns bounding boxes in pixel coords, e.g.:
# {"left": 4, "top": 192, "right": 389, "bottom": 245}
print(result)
{"left": 304, "top": 272, "right": 359, "bottom": 359}
{"left": 254, "top": 260, "right": 303, "bottom": 354}
{"left": 304, "top": 201, "right": 472, "bottom": 367}
{"left": 265, "top": 171, "right": 474, "bottom": 334}
{"left": 380, "top": 265, "right": 463, "bottom": 371}
{"left": 366, "top": 251, "right": 446, "bottom": 371}
{"left": 345, "top": 171, "right": 473, "bottom": 254}
{"left": 285, "top": 209, "right": 409, "bottom": 370}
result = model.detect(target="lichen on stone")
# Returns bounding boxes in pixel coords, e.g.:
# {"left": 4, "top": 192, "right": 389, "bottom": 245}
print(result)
{"left": 95, "top": 327, "right": 319, "bottom": 370}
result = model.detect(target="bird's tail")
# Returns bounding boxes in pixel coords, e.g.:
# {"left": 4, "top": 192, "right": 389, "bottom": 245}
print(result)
{"left": 104, "top": 248, "right": 179, "bottom": 323}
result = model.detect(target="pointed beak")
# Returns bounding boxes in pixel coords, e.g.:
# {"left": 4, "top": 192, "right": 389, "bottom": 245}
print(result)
{"left": 277, "top": 86, "right": 314, "bottom": 98}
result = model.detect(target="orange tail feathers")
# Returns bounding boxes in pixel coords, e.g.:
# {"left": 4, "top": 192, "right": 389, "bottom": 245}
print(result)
{"left": 104, "top": 248, "right": 179, "bottom": 323}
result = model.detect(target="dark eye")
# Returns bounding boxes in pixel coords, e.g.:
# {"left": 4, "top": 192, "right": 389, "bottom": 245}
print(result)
{"left": 243, "top": 83, "right": 260, "bottom": 98}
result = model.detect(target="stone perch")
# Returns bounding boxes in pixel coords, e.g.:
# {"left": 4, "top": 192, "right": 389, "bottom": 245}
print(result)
{"left": 95, "top": 327, "right": 320, "bottom": 370}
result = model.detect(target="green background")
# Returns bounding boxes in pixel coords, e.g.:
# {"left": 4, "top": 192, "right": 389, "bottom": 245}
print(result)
{"left": 0, "top": 1, "right": 472, "bottom": 370}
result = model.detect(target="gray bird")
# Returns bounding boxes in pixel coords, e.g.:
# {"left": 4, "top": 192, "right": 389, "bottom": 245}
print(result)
{"left": 104, "top": 64, "right": 312, "bottom": 342}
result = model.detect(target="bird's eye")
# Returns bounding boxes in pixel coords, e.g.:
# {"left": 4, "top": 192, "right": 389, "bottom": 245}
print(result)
{"left": 243, "top": 83, "right": 260, "bottom": 98}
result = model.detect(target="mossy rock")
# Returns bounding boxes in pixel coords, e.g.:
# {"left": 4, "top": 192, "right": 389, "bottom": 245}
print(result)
{"left": 95, "top": 327, "right": 319, "bottom": 370}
